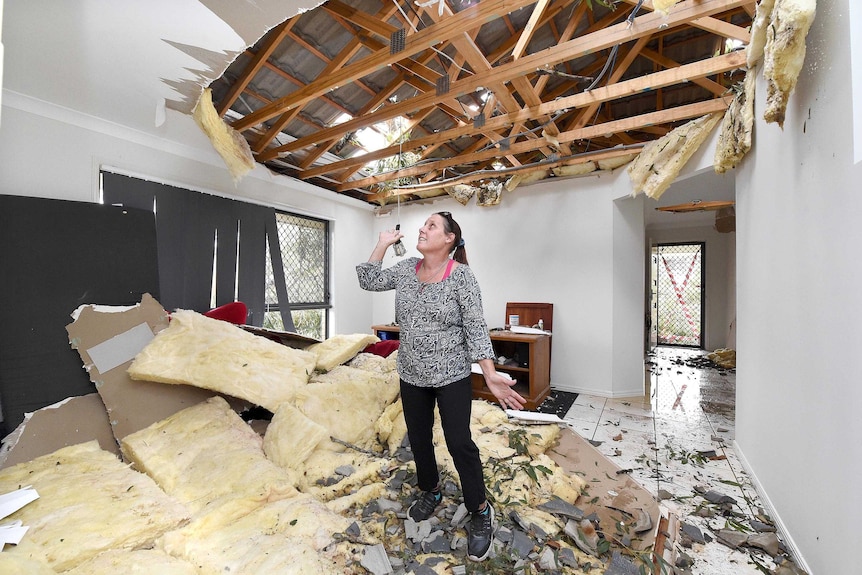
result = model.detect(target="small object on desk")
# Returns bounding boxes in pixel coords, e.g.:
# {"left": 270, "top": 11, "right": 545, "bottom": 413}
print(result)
{"left": 508, "top": 314, "right": 519, "bottom": 327}
{"left": 510, "top": 325, "right": 550, "bottom": 335}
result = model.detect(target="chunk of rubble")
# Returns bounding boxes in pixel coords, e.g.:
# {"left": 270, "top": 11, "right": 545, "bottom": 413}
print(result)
{"left": 680, "top": 522, "right": 706, "bottom": 545}
{"left": 716, "top": 529, "right": 749, "bottom": 549}
{"left": 603, "top": 550, "right": 640, "bottom": 575}
{"left": 537, "top": 496, "right": 585, "bottom": 521}
{"left": 566, "top": 518, "right": 600, "bottom": 556}
{"left": 360, "top": 544, "right": 393, "bottom": 575}
{"left": 632, "top": 507, "right": 653, "bottom": 533}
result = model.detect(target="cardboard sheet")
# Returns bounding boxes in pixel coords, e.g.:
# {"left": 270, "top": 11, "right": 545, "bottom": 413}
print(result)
{"left": 65, "top": 294, "right": 233, "bottom": 441}
{"left": 0, "top": 394, "right": 117, "bottom": 470}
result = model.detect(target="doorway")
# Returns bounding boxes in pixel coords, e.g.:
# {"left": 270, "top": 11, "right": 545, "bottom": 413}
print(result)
{"left": 650, "top": 242, "right": 705, "bottom": 348}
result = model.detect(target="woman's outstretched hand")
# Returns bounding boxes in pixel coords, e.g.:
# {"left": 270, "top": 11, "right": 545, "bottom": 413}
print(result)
{"left": 484, "top": 371, "right": 527, "bottom": 411}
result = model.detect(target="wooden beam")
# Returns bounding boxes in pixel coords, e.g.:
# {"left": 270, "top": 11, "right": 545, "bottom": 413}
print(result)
{"left": 216, "top": 19, "right": 294, "bottom": 117}
{"left": 365, "top": 145, "right": 644, "bottom": 201}
{"left": 336, "top": 98, "right": 730, "bottom": 191}
{"left": 298, "top": 50, "right": 744, "bottom": 179}
{"left": 321, "top": 0, "right": 398, "bottom": 39}
{"left": 232, "top": 0, "right": 539, "bottom": 131}
{"left": 256, "top": 0, "right": 750, "bottom": 160}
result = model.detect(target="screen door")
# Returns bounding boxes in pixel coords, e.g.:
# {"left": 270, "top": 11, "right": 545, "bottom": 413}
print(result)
{"left": 650, "top": 242, "right": 705, "bottom": 348}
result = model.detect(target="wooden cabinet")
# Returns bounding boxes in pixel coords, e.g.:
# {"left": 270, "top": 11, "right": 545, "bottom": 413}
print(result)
{"left": 473, "top": 330, "right": 551, "bottom": 410}
{"left": 371, "top": 325, "right": 551, "bottom": 411}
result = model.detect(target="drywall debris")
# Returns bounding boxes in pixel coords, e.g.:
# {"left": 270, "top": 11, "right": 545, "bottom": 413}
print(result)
{"left": 360, "top": 543, "right": 393, "bottom": 575}
{"left": 680, "top": 522, "right": 706, "bottom": 546}
{"left": 604, "top": 550, "right": 640, "bottom": 575}
{"left": 445, "top": 184, "right": 478, "bottom": 205}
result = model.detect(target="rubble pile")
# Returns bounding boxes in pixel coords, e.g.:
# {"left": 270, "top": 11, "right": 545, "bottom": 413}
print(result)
{"left": 0, "top": 308, "right": 663, "bottom": 574}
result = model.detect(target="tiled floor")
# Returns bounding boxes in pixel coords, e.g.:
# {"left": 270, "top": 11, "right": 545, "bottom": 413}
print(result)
{"left": 562, "top": 347, "right": 792, "bottom": 575}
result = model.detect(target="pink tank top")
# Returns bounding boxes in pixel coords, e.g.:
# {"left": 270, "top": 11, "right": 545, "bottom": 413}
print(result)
{"left": 415, "top": 259, "right": 455, "bottom": 280}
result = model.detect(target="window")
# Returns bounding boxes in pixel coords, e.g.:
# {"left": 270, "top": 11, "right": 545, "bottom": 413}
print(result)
{"left": 264, "top": 212, "right": 330, "bottom": 339}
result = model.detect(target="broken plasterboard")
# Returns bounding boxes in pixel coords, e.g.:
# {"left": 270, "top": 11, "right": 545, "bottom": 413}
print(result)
{"left": 548, "top": 427, "right": 661, "bottom": 552}
{"left": 0, "top": 394, "right": 117, "bottom": 470}
{"left": 65, "top": 293, "right": 248, "bottom": 442}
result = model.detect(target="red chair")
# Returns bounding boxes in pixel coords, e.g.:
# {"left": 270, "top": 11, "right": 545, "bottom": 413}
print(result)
{"left": 204, "top": 301, "right": 248, "bottom": 325}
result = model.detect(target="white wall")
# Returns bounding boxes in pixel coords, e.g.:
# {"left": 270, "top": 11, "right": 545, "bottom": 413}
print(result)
{"left": 0, "top": 94, "right": 376, "bottom": 337}
{"left": 734, "top": 1, "right": 862, "bottom": 572}
{"left": 367, "top": 169, "right": 645, "bottom": 397}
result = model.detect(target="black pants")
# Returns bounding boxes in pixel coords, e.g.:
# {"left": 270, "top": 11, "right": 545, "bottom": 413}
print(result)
{"left": 400, "top": 375, "right": 486, "bottom": 512}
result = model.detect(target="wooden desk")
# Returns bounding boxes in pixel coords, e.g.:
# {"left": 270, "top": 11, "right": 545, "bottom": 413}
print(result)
{"left": 371, "top": 325, "right": 551, "bottom": 410}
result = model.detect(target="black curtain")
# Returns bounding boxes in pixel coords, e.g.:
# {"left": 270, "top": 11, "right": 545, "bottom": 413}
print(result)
{"left": 101, "top": 172, "right": 274, "bottom": 325}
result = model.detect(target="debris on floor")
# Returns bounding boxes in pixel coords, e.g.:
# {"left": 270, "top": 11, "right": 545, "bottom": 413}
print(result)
{"left": 578, "top": 347, "right": 808, "bottom": 575}
{"left": 1, "top": 301, "right": 666, "bottom": 575}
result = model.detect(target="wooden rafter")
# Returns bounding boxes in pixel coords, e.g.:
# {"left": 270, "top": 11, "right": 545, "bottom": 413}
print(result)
{"left": 211, "top": 0, "right": 753, "bottom": 201}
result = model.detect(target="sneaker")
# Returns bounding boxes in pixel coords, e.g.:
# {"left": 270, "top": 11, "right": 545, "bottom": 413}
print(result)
{"left": 407, "top": 489, "right": 442, "bottom": 522}
{"left": 467, "top": 504, "right": 496, "bottom": 561}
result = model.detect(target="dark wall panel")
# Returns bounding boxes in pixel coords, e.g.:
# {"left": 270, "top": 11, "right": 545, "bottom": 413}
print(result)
{"left": 0, "top": 195, "right": 159, "bottom": 436}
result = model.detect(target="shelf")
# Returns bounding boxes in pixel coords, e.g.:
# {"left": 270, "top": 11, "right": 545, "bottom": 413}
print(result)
{"left": 495, "top": 364, "right": 529, "bottom": 373}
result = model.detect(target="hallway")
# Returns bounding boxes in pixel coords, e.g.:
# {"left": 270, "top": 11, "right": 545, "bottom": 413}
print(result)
{"left": 563, "top": 347, "right": 798, "bottom": 574}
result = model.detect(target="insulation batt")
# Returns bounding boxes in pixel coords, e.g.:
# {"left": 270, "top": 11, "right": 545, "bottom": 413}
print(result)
{"left": 158, "top": 493, "right": 355, "bottom": 574}
{"left": 628, "top": 113, "right": 723, "bottom": 199}
{"left": 445, "top": 183, "right": 478, "bottom": 205}
{"left": 121, "top": 396, "right": 299, "bottom": 514}
{"left": 746, "top": 0, "right": 777, "bottom": 67}
{"left": 300, "top": 365, "right": 399, "bottom": 449}
{"left": 714, "top": 69, "right": 757, "bottom": 173}
{"left": 306, "top": 332, "right": 380, "bottom": 372}
{"left": 762, "top": 0, "right": 817, "bottom": 128}
{"left": 192, "top": 87, "right": 256, "bottom": 183}
{"left": 263, "top": 401, "right": 330, "bottom": 470}
{"left": 653, "top": 0, "right": 681, "bottom": 16}
{"left": 128, "top": 309, "right": 317, "bottom": 412}
{"left": 0, "top": 440, "right": 189, "bottom": 572}
{"left": 63, "top": 548, "right": 198, "bottom": 575}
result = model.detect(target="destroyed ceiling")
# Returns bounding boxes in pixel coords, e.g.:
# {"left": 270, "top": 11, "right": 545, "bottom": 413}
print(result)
{"left": 207, "top": 0, "right": 757, "bottom": 205}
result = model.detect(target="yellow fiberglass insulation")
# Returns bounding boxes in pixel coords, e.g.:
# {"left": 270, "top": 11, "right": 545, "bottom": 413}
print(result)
{"left": 306, "top": 332, "right": 380, "bottom": 372}
{"left": 9, "top": 326, "right": 623, "bottom": 574}
{"left": 627, "top": 113, "right": 723, "bottom": 200}
{"left": 158, "top": 493, "right": 356, "bottom": 575}
{"left": 64, "top": 549, "right": 198, "bottom": 575}
{"left": 192, "top": 88, "right": 256, "bottom": 183}
{"left": 746, "top": 0, "right": 777, "bottom": 67}
{"left": 0, "top": 441, "right": 189, "bottom": 572}
{"left": 128, "top": 309, "right": 317, "bottom": 412}
{"left": 714, "top": 69, "right": 757, "bottom": 174}
{"left": 299, "top": 365, "right": 400, "bottom": 449}
{"left": 653, "top": 0, "right": 681, "bottom": 16}
{"left": 263, "top": 401, "right": 330, "bottom": 470}
{"left": 121, "top": 396, "right": 299, "bottom": 514}
{"left": 763, "top": 0, "right": 817, "bottom": 128}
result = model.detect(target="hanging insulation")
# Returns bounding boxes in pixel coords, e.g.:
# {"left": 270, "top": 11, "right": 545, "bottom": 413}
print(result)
{"left": 714, "top": 70, "right": 756, "bottom": 174}
{"left": 746, "top": 0, "right": 777, "bottom": 67}
{"left": 628, "top": 113, "right": 723, "bottom": 200}
{"left": 192, "top": 88, "right": 256, "bottom": 183}
{"left": 762, "top": 0, "right": 817, "bottom": 128}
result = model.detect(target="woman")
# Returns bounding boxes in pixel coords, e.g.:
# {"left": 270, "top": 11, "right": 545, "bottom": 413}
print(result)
{"left": 356, "top": 211, "right": 526, "bottom": 562}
